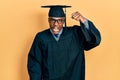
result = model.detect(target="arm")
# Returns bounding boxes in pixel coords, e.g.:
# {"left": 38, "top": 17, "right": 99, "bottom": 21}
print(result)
{"left": 27, "top": 33, "right": 42, "bottom": 80}
{"left": 72, "top": 11, "right": 101, "bottom": 50}
{"left": 80, "top": 20, "right": 101, "bottom": 50}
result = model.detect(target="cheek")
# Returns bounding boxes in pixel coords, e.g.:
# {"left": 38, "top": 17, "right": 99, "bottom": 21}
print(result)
{"left": 60, "top": 23, "right": 64, "bottom": 27}
{"left": 49, "top": 23, "right": 53, "bottom": 28}
{"left": 58, "top": 24, "right": 64, "bottom": 29}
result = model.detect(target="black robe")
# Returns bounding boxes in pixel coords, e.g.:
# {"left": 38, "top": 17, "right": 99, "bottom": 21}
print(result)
{"left": 27, "top": 20, "right": 101, "bottom": 80}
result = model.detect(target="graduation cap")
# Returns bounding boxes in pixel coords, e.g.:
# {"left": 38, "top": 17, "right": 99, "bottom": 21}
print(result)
{"left": 41, "top": 5, "right": 71, "bottom": 27}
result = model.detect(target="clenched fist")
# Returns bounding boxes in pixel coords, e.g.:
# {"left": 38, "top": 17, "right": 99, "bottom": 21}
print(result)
{"left": 71, "top": 11, "right": 87, "bottom": 23}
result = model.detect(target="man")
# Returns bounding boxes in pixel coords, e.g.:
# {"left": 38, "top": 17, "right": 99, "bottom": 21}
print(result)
{"left": 27, "top": 5, "right": 101, "bottom": 80}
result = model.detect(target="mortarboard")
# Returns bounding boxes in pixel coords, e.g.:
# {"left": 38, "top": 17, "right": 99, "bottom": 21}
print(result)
{"left": 41, "top": 5, "right": 71, "bottom": 27}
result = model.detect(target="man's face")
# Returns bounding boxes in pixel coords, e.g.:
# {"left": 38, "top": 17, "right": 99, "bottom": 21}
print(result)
{"left": 48, "top": 17, "right": 65, "bottom": 34}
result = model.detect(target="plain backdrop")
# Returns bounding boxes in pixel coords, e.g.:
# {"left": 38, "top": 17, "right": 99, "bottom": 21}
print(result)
{"left": 0, "top": 0, "right": 120, "bottom": 80}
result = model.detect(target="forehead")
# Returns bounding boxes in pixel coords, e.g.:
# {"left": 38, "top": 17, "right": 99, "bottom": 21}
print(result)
{"left": 49, "top": 17, "right": 65, "bottom": 19}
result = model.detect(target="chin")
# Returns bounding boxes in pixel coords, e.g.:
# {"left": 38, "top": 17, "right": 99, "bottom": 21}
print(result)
{"left": 53, "top": 31, "right": 59, "bottom": 34}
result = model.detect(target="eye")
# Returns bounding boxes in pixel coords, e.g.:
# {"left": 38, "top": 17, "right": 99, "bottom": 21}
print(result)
{"left": 49, "top": 18, "right": 65, "bottom": 24}
{"left": 49, "top": 18, "right": 55, "bottom": 22}
{"left": 51, "top": 19, "right": 56, "bottom": 22}
{"left": 58, "top": 19, "right": 62, "bottom": 22}
{"left": 58, "top": 19, "right": 64, "bottom": 23}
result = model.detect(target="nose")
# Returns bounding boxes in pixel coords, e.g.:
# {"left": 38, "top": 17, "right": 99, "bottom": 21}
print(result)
{"left": 54, "top": 21, "right": 59, "bottom": 25}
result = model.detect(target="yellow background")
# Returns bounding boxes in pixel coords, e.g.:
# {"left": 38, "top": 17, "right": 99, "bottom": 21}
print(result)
{"left": 0, "top": 0, "right": 120, "bottom": 80}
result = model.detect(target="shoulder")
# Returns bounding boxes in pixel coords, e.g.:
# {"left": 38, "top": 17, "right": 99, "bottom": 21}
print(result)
{"left": 37, "top": 29, "right": 49, "bottom": 35}
{"left": 65, "top": 25, "right": 81, "bottom": 30}
{"left": 65, "top": 25, "right": 82, "bottom": 32}
{"left": 34, "top": 29, "right": 50, "bottom": 40}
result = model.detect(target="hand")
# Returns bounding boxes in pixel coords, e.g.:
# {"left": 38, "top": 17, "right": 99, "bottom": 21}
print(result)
{"left": 71, "top": 11, "right": 87, "bottom": 23}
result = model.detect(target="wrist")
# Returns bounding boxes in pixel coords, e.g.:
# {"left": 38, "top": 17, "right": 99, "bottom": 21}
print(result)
{"left": 79, "top": 18, "right": 87, "bottom": 23}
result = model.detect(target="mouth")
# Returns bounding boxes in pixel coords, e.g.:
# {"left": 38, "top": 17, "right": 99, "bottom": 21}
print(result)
{"left": 53, "top": 27, "right": 59, "bottom": 32}
{"left": 52, "top": 27, "right": 60, "bottom": 34}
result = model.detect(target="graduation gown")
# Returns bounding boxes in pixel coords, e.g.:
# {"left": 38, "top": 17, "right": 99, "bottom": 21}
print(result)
{"left": 27, "top": 20, "right": 101, "bottom": 80}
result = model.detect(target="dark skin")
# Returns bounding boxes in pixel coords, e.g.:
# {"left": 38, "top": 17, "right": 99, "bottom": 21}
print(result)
{"left": 48, "top": 11, "right": 87, "bottom": 34}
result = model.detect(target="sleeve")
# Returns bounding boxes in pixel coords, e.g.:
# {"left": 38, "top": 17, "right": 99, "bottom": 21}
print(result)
{"left": 80, "top": 20, "right": 101, "bottom": 50}
{"left": 27, "top": 33, "right": 43, "bottom": 80}
{"left": 82, "top": 20, "right": 89, "bottom": 29}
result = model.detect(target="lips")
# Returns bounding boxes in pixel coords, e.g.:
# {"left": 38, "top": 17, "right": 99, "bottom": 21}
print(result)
{"left": 53, "top": 27, "right": 59, "bottom": 32}
{"left": 52, "top": 27, "right": 60, "bottom": 34}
